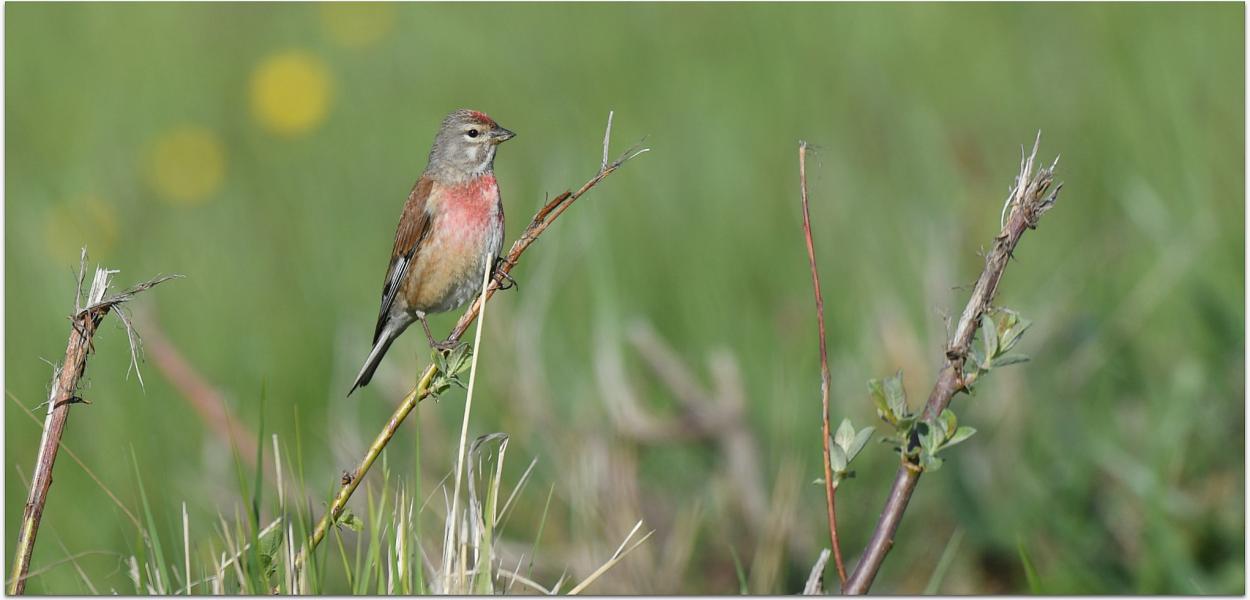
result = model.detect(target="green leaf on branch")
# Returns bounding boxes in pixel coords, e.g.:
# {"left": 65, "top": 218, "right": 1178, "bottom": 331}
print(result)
{"left": 945, "top": 426, "right": 977, "bottom": 449}
{"left": 981, "top": 314, "right": 999, "bottom": 360}
{"left": 430, "top": 344, "right": 473, "bottom": 397}
{"left": 834, "top": 418, "right": 856, "bottom": 453}
{"left": 828, "top": 418, "right": 876, "bottom": 487}
{"left": 963, "top": 308, "right": 1034, "bottom": 395}
{"left": 869, "top": 378, "right": 894, "bottom": 425}
{"left": 336, "top": 509, "right": 364, "bottom": 532}
{"left": 991, "top": 353, "right": 1031, "bottom": 368}
{"left": 884, "top": 371, "right": 908, "bottom": 419}
{"left": 938, "top": 409, "right": 958, "bottom": 438}
{"left": 990, "top": 307, "right": 1032, "bottom": 355}
{"left": 848, "top": 426, "right": 875, "bottom": 462}
{"left": 968, "top": 344, "right": 987, "bottom": 371}
{"left": 913, "top": 413, "right": 978, "bottom": 471}
{"left": 990, "top": 311, "right": 1030, "bottom": 355}
{"left": 919, "top": 421, "right": 940, "bottom": 456}
{"left": 829, "top": 443, "right": 847, "bottom": 474}
{"left": 869, "top": 370, "right": 911, "bottom": 427}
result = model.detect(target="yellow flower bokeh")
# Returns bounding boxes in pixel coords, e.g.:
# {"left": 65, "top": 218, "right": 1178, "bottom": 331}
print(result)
{"left": 250, "top": 51, "right": 333, "bottom": 136}
{"left": 145, "top": 126, "right": 226, "bottom": 205}
{"left": 42, "top": 195, "right": 119, "bottom": 263}
{"left": 320, "top": 3, "right": 396, "bottom": 49}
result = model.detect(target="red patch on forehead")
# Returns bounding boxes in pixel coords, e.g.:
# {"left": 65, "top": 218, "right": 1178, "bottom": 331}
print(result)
{"left": 467, "top": 110, "right": 496, "bottom": 126}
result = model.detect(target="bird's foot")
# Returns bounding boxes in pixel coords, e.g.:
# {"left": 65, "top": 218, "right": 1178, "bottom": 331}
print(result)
{"left": 492, "top": 256, "right": 518, "bottom": 291}
{"left": 431, "top": 338, "right": 463, "bottom": 353}
{"left": 418, "top": 315, "right": 461, "bottom": 354}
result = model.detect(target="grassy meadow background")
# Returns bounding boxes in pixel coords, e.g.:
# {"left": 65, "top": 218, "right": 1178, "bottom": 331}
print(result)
{"left": 4, "top": 3, "right": 1244, "bottom": 594}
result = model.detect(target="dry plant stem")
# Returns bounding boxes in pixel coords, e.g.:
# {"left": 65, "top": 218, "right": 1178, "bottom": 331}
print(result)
{"left": 297, "top": 113, "right": 647, "bottom": 567}
{"left": 441, "top": 260, "right": 492, "bottom": 592}
{"left": 9, "top": 312, "right": 99, "bottom": 595}
{"left": 844, "top": 136, "right": 1060, "bottom": 594}
{"left": 9, "top": 255, "right": 178, "bottom": 595}
{"left": 798, "top": 141, "right": 846, "bottom": 587}
{"left": 804, "top": 549, "right": 832, "bottom": 595}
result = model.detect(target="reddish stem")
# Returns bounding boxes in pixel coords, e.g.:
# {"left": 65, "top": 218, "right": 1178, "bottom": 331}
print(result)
{"left": 798, "top": 141, "right": 847, "bottom": 587}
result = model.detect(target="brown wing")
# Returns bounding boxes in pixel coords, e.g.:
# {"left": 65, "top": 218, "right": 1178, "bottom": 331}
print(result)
{"left": 373, "top": 176, "right": 435, "bottom": 344}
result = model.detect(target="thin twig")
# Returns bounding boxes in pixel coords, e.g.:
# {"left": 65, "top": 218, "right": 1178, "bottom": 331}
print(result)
{"left": 8, "top": 255, "right": 178, "bottom": 595}
{"left": 843, "top": 135, "right": 1061, "bottom": 594}
{"left": 297, "top": 112, "right": 648, "bottom": 568}
{"left": 798, "top": 141, "right": 846, "bottom": 586}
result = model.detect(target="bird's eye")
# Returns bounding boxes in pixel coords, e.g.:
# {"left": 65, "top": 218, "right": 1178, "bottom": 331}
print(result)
{"left": 467, "top": 129, "right": 479, "bottom": 138}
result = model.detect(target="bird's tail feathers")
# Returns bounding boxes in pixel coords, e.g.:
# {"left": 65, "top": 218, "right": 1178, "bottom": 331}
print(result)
{"left": 348, "top": 319, "right": 407, "bottom": 396}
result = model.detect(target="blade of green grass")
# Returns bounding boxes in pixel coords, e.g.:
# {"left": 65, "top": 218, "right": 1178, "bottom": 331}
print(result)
{"left": 497, "top": 457, "right": 538, "bottom": 532}
{"left": 130, "top": 447, "right": 170, "bottom": 593}
{"left": 728, "top": 543, "right": 748, "bottom": 595}
{"left": 247, "top": 385, "right": 267, "bottom": 592}
{"left": 527, "top": 483, "right": 556, "bottom": 583}
{"left": 332, "top": 515, "right": 354, "bottom": 591}
{"left": 923, "top": 528, "right": 964, "bottom": 594}
{"left": 1017, "top": 535, "right": 1041, "bottom": 593}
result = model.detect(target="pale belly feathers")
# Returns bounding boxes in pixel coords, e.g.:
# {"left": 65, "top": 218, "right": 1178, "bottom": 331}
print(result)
{"left": 399, "top": 185, "right": 504, "bottom": 316}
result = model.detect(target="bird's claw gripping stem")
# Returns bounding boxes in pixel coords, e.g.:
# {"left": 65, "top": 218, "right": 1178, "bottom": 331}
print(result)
{"left": 418, "top": 315, "right": 463, "bottom": 353}
{"left": 492, "top": 256, "right": 518, "bottom": 291}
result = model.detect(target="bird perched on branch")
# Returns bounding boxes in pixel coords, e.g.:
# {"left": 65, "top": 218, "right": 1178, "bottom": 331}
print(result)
{"left": 349, "top": 109, "right": 515, "bottom": 395}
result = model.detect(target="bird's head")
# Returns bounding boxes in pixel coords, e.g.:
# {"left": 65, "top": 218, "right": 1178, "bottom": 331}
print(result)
{"left": 427, "top": 109, "right": 515, "bottom": 180}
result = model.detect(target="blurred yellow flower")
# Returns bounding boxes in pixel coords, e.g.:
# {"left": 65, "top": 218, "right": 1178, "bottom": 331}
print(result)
{"left": 43, "top": 195, "right": 118, "bottom": 263}
{"left": 320, "top": 3, "right": 396, "bottom": 48}
{"left": 250, "top": 51, "right": 333, "bottom": 136}
{"left": 145, "top": 126, "right": 226, "bottom": 205}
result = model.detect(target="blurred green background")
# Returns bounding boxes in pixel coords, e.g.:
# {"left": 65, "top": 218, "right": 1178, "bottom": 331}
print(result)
{"left": 5, "top": 2, "right": 1244, "bottom": 594}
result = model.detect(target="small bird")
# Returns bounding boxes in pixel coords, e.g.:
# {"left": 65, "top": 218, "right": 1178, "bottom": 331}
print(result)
{"left": 349, "top": 109, "right": 515, "bottom": 395}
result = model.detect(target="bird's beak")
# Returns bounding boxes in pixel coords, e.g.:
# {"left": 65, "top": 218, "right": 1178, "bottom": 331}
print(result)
{"left": 491, "top": 126, "right": 516, "bottom": 144}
